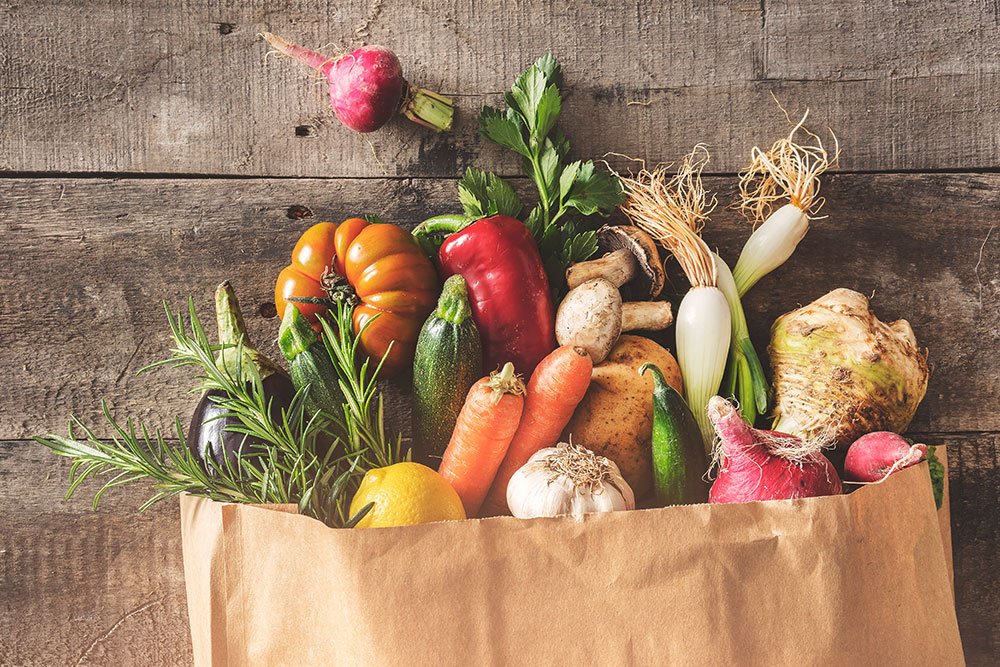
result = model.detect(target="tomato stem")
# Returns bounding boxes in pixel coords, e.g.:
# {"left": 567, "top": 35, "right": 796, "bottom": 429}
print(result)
{"left": 320, "top": 268, "right": 358, "bottom": 308}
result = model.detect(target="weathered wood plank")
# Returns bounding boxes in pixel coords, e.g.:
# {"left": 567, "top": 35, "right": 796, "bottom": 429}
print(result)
{"left": 1, "top": 0, "right": 998, "bottom": 177}
{"left": 0, "top": 173, "right": 996, "bottom": 439}
{"left": 945, "top": 432, "right": 1000, "bottom": 662}
{"left": 3, "top": 438, "right": 993, "bottom": 665}
{"left": 0, "top": 441, "right": 192, "bottom": 667}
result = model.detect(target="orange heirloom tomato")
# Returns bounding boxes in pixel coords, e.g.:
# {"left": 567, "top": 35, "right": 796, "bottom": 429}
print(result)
{"left": 275, "top": 218, "right": 439, "bottom": 375}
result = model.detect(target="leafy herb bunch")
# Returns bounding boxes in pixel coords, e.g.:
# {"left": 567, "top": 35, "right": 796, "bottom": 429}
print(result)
{"left": 35, "top": 295, "right": 403, "bottom": 528}
{"left": 456, "top": 54, "right": 625, "bottom": 291}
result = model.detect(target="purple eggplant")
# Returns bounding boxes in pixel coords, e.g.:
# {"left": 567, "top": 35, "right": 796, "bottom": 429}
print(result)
{"left": 188, "top": 282, "right": 295, "bottom": 470}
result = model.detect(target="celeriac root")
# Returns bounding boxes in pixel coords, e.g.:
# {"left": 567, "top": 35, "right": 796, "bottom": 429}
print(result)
{"left": 617, "top": 145, "right": 718, "bottom": 288}
{"left": 738, "top": 106, "right": 839, "bottom": 224}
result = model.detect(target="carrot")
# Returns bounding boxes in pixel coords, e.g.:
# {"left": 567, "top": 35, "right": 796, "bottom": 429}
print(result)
{"left": 480, "top": 346, "right": 593, "bottom": 517}
{"left": 438, "top": 362, "right": 526, "bottom": 517}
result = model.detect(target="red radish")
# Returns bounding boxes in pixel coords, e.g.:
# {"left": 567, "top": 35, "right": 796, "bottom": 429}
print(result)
{"left": 707, "top": 396, "right": 842, "bottom": 504}
{"left": 262, "top": 32, "right": 454, "bottom": 133}
{"left": 844, "top": 432, "right": 927, "bottom": 483}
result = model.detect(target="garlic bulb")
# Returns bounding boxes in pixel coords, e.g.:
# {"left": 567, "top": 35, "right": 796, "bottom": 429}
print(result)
{"left": 506, "top": 442, "right": 635, "bottom": 519}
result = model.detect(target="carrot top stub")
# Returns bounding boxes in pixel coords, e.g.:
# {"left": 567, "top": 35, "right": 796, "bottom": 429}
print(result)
{"left": 485, "top": 362, "right": 526, "bottom": 405}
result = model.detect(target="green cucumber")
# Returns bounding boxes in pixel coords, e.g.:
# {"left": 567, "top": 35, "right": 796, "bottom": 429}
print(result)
{"left": 412, "top": 275, "right": 482, "bottom": 466}
{"left": 640, "top": 363, "right": 710, "bottom": 506}
{"left": 278, "top": 304, "right": 346, "bottom": 418}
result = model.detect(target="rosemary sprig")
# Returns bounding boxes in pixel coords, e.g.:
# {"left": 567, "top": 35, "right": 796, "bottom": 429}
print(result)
{"left": 34, "top": 292, "right": 404, "bottom": 527}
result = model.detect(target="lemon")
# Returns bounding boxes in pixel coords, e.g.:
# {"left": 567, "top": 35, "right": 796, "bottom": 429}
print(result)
{"left": 349, "top": 462, "right": 466, "bottom": 528}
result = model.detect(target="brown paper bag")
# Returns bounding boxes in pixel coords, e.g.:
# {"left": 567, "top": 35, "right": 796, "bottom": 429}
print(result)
{"left": 180, "top": 462, "right": 963, "bottom": 666}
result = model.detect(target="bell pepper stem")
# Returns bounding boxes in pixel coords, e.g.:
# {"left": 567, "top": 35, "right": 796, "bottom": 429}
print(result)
{"left": 411, "top": 214, "right": 473, "bottom": 258}
{"left": 411, "top": 214, "right": 471, "bottom": 237}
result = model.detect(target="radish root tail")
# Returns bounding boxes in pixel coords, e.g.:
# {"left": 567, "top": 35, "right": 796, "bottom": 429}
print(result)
{"left": 617, "top": 145, "right": 718, "bottom": 288}
{"left": 261, "top": 32, "right": 341, "bottom": 72}
{"left": 738, "top": 107, "right": 839, "bottom": 224}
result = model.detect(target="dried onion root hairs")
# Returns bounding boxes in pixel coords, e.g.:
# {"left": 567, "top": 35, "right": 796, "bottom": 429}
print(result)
{"left": 616, "top": 146, "right": 731, "bottom": 451}
{"left": 737, "top": 107, "right": 840, "bottom": 224}
{"left": 617, "top": 145, "right": 719, "bottom": 288}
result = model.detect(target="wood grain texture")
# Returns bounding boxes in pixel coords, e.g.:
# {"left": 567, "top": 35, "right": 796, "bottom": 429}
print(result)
{"left": 1, "top": 0, "right": 999, "bottom": 177}
{"left": 1, "top": 173, "right": 997, "bottom": 439}
{"left": 945, "top": 433, "right": 1000, "bottom": 661}
{"left": 0, "top": 441, "right": 192, "bottom": 667}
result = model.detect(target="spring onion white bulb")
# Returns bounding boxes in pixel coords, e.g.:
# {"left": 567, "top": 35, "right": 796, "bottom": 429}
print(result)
{"left": 732, "top": 203, "right": 809, "bottom": 296}
{"left": 676, "top": 286, "right": 732, "bottom": 449}
{"left": 733, "top": 110, "right": 838, "bottom": 296}
{"left": 617, "top": 146, "right": 731, "bottom": 451}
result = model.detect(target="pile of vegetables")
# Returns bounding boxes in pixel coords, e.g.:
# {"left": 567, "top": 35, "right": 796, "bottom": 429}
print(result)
{"left": 37, "top": 283, "right": 404, "bottom": 527}
{"left": 36, "top": 52, "right": 944, "bottom": 532}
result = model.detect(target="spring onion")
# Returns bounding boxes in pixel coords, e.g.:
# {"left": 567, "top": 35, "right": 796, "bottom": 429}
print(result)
{"left": 715, "top": 254, "right": 769, "bottom": 422}
{"left": 618, "top": 146, "right": 731, "bottom": 451}
{"left": 732, "top": 110, "right": 838, "bottom": 296}
{"left": 719, "top": 111, "right": 838, "bottom": 420}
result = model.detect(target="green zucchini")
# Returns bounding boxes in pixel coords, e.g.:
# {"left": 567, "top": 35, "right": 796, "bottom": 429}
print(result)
{"left": 277, "top": 304, "right": 346, "bottom": 418}
{"left": 412, "top": 275, "right": 482, "bottom": 466}
{"left": 640, "top": 362, "right": 710, "bottom": 506}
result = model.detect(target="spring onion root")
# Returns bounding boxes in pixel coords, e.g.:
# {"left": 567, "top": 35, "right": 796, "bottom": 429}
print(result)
{"left": 618, "top": 146, "right": 731, "bottom": 451}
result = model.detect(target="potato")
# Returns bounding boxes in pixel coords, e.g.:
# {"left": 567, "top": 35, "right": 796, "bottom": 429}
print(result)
{"left": 562, "top": 335, "right": 682, "bottom": 498}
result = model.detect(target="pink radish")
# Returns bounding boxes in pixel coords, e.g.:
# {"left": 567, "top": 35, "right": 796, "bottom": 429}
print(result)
{"left": 262, "top": 32, "right": 454, "bottom": 133}
{"left": 844, "top": 431, "right": 927, "bottom": 483}
{"left": 707, "top": 396, "right": 842, "bottom": 504}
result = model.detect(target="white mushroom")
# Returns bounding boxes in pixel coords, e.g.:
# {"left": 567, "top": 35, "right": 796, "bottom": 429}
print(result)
{"left": 565, "top": 226, "right": 665, "bottom": 300}
{"left": 555, "top": 278, "right": 673, "bottom": 363}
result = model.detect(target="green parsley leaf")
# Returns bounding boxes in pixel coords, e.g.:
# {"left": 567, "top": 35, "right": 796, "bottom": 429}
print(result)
{"left": 564, "top": 160, "right": 625, "bottom": 216}
{"left": 524, "top": 205, "right": 544, "bottom": 239}
{"left": 562, "top": 227, "right": 599, "bottom": 265}
{"left": 534, "top": 84, "right": 562, "bottom": 142}
{"left": 467, "top": 54, "right": 620, "bottom": 293}
{"left": 559, "top": 160, "right": 582, "bottom": 201}
{"left": 510, "top": 66, "right": 549, "bottom": 134}
{"left": 457, "top": 168, "right": 522, "bottom": 219}
{"left": 479, "top": 106, "right": 530, "bottom": 158}
{"left": 532, "top": 53, "right": 562, "bottom": 88}
{"left": 537, "top": 143, "right": 561, "bottom": 202}
{"left": 549, "top": 128, "right": 571, "bottom": 160}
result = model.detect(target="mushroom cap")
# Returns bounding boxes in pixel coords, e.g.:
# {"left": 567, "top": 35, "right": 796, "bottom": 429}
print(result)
{"left": 597, "top": 225, "right": 665, "bottom": 299}
{"left": 555, "top": 278, "right": 623, "bottom": 363}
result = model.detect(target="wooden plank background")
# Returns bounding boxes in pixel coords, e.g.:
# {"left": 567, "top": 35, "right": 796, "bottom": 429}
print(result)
{"left": 1, "top": 1, "right": 997, "bottom": 664}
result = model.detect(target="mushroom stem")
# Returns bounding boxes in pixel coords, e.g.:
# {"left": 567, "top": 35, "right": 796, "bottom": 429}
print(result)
{"left": 622, "top": 301, "right": 673, "bottom": 331}
{"left": 566, "top": 248, "right": 637, "bottom": 290}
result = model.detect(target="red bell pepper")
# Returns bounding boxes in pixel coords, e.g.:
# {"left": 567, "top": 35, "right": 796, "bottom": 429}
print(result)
{"left": 437, "top": 215, "right": 556, "bottom": 374}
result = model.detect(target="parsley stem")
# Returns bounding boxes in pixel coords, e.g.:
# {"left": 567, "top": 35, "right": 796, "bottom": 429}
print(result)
{"left": 529, "top": 152, "right": 552, "bottom": 224}
{"left": 549, "top": 206, "right": 568, "bottom": 228}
